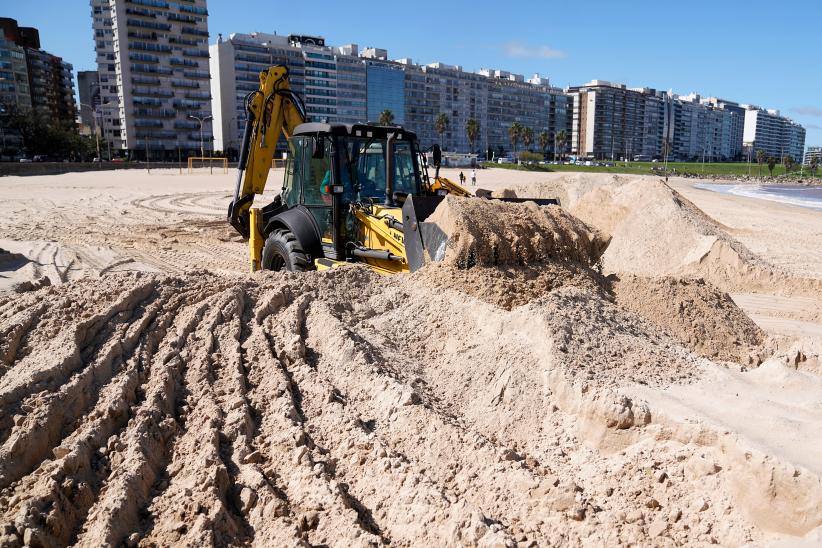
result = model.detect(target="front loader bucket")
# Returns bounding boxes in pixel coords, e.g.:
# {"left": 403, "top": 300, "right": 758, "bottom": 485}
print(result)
{"left": 402, "top": 195, "right": 448, "bottom": 272}
{"left": 474, "top": 188, "right": 561, "bottom": 207}
{"left": 402, "top": 194, "right": 608, "bottom": 273}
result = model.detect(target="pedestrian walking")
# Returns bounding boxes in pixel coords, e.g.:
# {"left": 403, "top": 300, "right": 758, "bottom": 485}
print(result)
{"left": 471, "top": 168, "right": 476, "bottom": 186}
{"left": 459, "top": 171, "right": 466, "bottom": 185}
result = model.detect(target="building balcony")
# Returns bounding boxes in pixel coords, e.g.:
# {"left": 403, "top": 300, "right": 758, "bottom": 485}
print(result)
{"left": 136, "top": 130, "right": 177, "bottom": 140}
{"left": 171, "top": 79, "right": 199, "bottom": 88}
{"left": 182, "top": 70, "right": 209, "bottom": 79}
{"left": 134, "top": 119, "right": 164, "bottom": 128}
{"left": 172, "top": 99, "right": 202, "bottom": 110}
{"left": 134, "top": 108, "right": 177, "bottom": 118}
{"left": 174, "top": 120, "right": 198, "bottom": 129}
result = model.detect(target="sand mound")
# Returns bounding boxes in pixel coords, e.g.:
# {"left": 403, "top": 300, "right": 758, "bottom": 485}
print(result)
{"left": 612, "top": 275, "right": 766, "bottom": 363}
{"left": 1, "top": 270, "right": 816, "bottom": 546}
{"left": 563, "top": 178, "right": 821, "bottom": 295}
{"left": 415, "top": 262, "right": 605, "bottom": 310}
{"left": 426, "top": 196, "right": 610, "bottom": 269}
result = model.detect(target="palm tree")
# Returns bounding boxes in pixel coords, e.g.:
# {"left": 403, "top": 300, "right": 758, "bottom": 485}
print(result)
{"left": 538, "top": 130, "right": 551, "bottom": 160}
{"left": 465, "top": 118, "right": 480, "bottom": 154}
{"left": 508, "top": 122, "right": 523, "bottom": 157}
{"left": 811, "top": 156, "right": 819, "bottom": 178}
{"left": 435, "top": 113, "right": 450, "bottom": 149}
{"left": 522, "top": 127, "right": 534, "bottom": 152}
{"left": 378, "top": 109, "right": 394, "bottom": 126}
{"left": 555, "top": 129, "right": 568, "bottom": 162}
{"left": 767, "top": 156, "right": 776, "bottom": 177}
{"left": 756, "top": 150, "right": 765, "bottom": 177}
{"left": 783, "top": 154, "right": 794, "bottom": 175}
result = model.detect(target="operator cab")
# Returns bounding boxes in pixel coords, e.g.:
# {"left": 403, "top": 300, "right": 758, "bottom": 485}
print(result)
{"left": 259, "top": 123, "right": 424, "bottom": 266}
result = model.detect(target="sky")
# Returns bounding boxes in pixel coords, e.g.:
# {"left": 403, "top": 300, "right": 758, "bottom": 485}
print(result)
{"left": 4, "top": 0, "right": 822, "bottom": 146}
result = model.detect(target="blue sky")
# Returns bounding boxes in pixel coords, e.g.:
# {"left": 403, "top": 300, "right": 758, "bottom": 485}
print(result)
{"left": 5, "top": 0, "right": 822, "bottom": 146}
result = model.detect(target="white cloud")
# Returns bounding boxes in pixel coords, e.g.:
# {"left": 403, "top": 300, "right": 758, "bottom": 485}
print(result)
{"left": 504, "top": 41, "right": 567, "bottom": 59}
{"left": 792, "top": 106, "right": 822, "bottom": 117}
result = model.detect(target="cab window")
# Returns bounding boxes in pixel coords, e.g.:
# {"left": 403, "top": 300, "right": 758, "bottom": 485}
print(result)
{"left": 282, "top": 137, "right": 302, "bottom": 206}
{"left": 302, "top": 137, "right": 333, "bottom": 207}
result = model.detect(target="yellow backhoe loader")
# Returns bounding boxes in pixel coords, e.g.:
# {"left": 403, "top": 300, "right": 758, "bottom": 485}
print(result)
{"left": 227, "top": 65, "right": 558, "bottom": 273}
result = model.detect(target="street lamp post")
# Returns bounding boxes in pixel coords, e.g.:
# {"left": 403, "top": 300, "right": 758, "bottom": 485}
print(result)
{"left": 79, "top": 102, "right": 102, "bottom": 163}
{"left": 187, "top": 114, "right": 212, "bottom": 159}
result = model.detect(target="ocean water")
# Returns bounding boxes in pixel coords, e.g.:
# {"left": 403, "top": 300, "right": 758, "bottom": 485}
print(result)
{"left": 695, "top": 183, "right": 822, "bottom": 211}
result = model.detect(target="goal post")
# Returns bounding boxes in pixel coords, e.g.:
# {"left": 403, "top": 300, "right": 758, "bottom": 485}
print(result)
{"left": 187, "top": 157, "right": 229, "bottom": 174}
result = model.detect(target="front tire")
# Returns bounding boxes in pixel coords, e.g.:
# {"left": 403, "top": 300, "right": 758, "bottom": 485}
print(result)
{"left": 261, "top": 229, "right": 311, "bottom": 272}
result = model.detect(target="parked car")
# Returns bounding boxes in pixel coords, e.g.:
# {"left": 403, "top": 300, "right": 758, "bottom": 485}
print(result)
{"left": 19, "top": 158, "right": 32, "bottom": 163}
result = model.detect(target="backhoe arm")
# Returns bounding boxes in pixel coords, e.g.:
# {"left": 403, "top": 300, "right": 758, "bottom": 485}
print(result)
{"left": 227, "top": 65, "right": 306, "bottom": 238}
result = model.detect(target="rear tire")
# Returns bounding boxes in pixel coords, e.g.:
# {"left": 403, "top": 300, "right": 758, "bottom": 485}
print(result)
{"left": 261, "top": 229, "right": 311, "bottom": 272}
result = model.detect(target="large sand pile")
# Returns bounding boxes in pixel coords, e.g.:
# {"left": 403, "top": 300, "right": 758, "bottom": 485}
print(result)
{"left": 567, "top": 179, "right": 821, "bottom": 296}
{"left": 496, "top": 174, "right": 822, "bottom": 296}
{"left": 2, "top": 270, "right": 818, "bottom": 547}
{"left": 1, "top": 170, "right": 822, "bottom": 546}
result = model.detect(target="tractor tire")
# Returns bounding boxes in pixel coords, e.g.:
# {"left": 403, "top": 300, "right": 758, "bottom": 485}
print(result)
{"left": 261, "top": 229, "right": 311, "bottom": 272}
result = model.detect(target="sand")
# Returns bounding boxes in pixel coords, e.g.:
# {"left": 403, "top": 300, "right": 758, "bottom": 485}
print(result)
{"left": 0, "top": 167, "right": 821, "bottom": 546}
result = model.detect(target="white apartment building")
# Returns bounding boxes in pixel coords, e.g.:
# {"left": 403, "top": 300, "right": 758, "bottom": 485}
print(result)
{"left": 668, "top": 94, "right": 742, "bottom": 162}
{"left": 91, "top": 0, "right": 212, "bottom": 159}
{"left": 805, "top": 146, "right": 821, "bottom": 166}
{"left": 568, "top": 81, "right": 668, "bottom": 160}
{"left": 743, "top": 106, "right": 806, "bottom": 162}
{"left": 211, "top": 32, "right": 571, "bottom": 157}
{"left": 210, "top": 32, "right": 367, "bottom": 154}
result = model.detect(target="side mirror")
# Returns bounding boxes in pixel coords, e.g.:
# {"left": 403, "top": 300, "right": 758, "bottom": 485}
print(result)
{"left": 312, "top": 137, "right": 325, "bottom": 159}
{"left": 432, "top": 144, "right": 442, "bottom": 167}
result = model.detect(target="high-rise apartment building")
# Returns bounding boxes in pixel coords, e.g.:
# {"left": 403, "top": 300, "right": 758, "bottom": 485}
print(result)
{"left": 0, "top": 34, "right": 31, "bottom": 156}
{"left": 743, "top": 106, "right": 806, "bottom": 163}
{"left": 666, "top": 94, "right": 743, "bottom": 162}
{"left": 703, "top": 97, "right": 745, "bottom": 161}
{"left": 90, "top": 0, "right": 212, "bottom": 159}
{"left": 0, "top": 18, "right": 76, "bottom": 127}
{"left": 210, "top": 32, "right": 366, "bottom": 154}
{"left": 0, "top": 34, "right": 31, "bottom": 113}
{"left": 568, "top": 81, "right": 667, "bottom": 160}
{"left": 210, "top": 32, "right": 571, "bottom": 157}
{"left": 77, "top": 70, "right": 100, "bottom": 134}
{"left": 90, "top": 0, "right": 122, "bottom": 152}
{"left": 804, "top": 146, "right": 820, "bottom": 166}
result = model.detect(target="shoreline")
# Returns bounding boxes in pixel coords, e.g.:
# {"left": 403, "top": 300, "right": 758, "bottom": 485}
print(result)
{"left": 695, "top": 182, "right": 822, "bottom": 211}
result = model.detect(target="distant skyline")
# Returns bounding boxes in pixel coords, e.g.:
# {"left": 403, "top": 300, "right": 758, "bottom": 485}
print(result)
{"left": 4, "top": 0, "right": 821, "bottom": 147}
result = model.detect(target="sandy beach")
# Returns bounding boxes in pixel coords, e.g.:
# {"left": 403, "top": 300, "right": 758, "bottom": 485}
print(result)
{"left": 0, "top": 166, "right": 821, "bottom": 546}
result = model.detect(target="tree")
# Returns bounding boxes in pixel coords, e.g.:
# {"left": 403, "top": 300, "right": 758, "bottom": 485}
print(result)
{"left": 756, "top": 150, "right": 766, "bottom": 177}
{"left": 508, "top": 122, "right": 523, "bottom": 157}
{"left": 522, "top": 127, "right": 534, "bottom": 151}
{"left": 811, "top": 156, "right": 819, "bottom": 178}
{"left": 783, "top": 154, "right": 794, "bottom": 175}
{"left": 767, "top": 156, "right": 776, "bottom": 177}
{"left": 378, "top": 109, "right": 394, "bottom": 126}
{"left": 465, "top": 118, "right": 480, "bottom": 154}
{"left": 0, "top": 105, "right": 89, "bottom": 160}
{"left": 555, "top": 129, "right": 568, "bottom": 161}
{"left": 434, "top": 113, "right": 450, "bottom": 149}
{"left": 538, "top": 130, "right": 551, "bottom": 159}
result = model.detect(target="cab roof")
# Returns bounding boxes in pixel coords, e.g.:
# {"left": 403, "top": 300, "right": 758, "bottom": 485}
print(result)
{"left": 293, "top": 123, "right": 418, "bottom": 141}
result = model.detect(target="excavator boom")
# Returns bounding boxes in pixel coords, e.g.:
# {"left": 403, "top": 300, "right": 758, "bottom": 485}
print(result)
{"left": 227, "top": 66, "right": 305, "bottom": 238}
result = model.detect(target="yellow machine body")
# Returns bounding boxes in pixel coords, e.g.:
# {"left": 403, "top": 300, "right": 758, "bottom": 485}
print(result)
{"left": 428, "top": 176, "right": 473, "bottom": 197}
